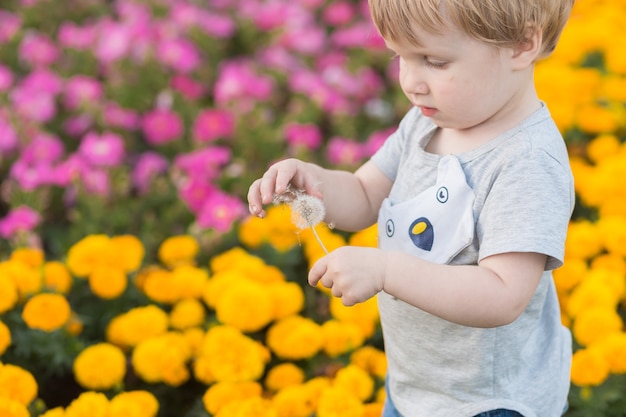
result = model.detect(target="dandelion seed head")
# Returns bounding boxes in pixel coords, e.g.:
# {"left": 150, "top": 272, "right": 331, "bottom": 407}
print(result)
{"left": 290, "top": 194, "right": 326, "bottom": 230}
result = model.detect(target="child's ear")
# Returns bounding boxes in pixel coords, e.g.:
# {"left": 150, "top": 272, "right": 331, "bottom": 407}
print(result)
{"left": 511, "top": 25, "right": 542, "bottom": 70}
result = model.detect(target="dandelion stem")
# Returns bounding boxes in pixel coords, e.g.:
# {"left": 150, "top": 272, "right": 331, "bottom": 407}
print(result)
{"left": 311, "top": 226, "right": 328, "bottom": 254}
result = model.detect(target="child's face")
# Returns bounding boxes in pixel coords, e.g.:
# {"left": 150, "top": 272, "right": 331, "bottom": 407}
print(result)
{"left": 385, "top": 25, "right": 531, "bottom": 132}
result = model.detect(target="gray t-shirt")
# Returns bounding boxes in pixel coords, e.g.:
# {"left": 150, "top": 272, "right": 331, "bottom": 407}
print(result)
{"left": 371, "top": 104, "right": 574, "bottom": 417}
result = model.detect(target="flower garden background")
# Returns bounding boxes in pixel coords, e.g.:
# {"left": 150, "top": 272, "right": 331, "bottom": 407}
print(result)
{"left": 0, "top": 0, "right": 625, "bottom": 416}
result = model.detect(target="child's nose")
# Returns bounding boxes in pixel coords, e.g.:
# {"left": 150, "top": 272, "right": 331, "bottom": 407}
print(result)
{"left": 400, "top": 68, "right": 429, "bottom": 95}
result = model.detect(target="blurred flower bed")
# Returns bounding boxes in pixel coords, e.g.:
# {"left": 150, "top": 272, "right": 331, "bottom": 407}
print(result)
{"left": 0, "top": 0, "right": 624, "bottom": 416}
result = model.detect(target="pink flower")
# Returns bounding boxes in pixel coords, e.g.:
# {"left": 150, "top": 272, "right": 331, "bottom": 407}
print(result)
{"left": 9, "top": 159, "right": 56, "bottom": 191}
{"left": 82, "top": 168, "right": 110, "bottom": 196}
{"left": 326, "top": 137, "right": 365, "bottom": 166}
{"left": 78, "top": 131, "right": 125, "bottom": 167}
{"left": 19, "top": 31, "right": 60, "bottom": 67}
{"left": 0, "top": 116, "right": 18, "bottom": 154}
{"left": 141, "top": 109, "right": 184, "bottom": 145}
{"left": 0, "top": 11, "right": 21, "bottom": 44}
{"left": 103, "top": 103, "right": 140, "bottom": 130}
{"left": 10, "top": 87, "right": 57, "bottom": 123}
{"left": 57, "top": 22, "right": 97, "bottom": 50}
{"left": 179, "top": 178, "right": 215, "bottom": 212}
{"left": 131, "top": 151, "right": 168, "bottom": 194}
{"left": 174, "top": 147, "right": 231, "bottom": 181}
{"left": 192, "top": 109, "right": 234, "bottom": 142}
{"left": 0, "top": 206, "right": 41, "bottom": 239}
{"left": 364, "top": 127, "right": 395, "bottom": 157}
{"left": 64, "top": 75, "right": 103, "bottom": 110}
{"left": 51, "top": 154, "right": 88, "bottom": 186}
{"left": 322, "top": 2, "right": 355, "bottom": 26}
{"left": 20, "top": 68, "right": 63, "bottom": 95}
{"left": 196, "top": 190, "right": 245, "bottom": 232}
{"left": 284, "top": 122, "right": 322, "bottom": 150}
{"left": 0, "top": 65, "right": 14, "bottom": 91}
{"left": 198, "top": 11, "right": 235, "bottom": 38}
{"left": 95, "top": 21, "right": 131, "bottom": 64}
{"left": 213, "top": 60, "right": 274, "bottom": 107}
{"left": 156, "top": 38, "right": 201, "bottom": 73}
{"left": 170, "top": 74, "right": 205, "bottom": 100}
{"left": 280, "top": 25, "right": 326, "bottom": 55}
{"left": 63, "top": 114, "right": 94, "bottom": 137}
{"left": 21, "top": 132, "right": 65, "bottom": 164}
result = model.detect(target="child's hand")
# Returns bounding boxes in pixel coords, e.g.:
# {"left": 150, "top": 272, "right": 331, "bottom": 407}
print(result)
{"left": 247, "top": 158, "right": 323, "bottom": 218}
{"left": 308, "top": 247, "right": 387, "bottom": 306}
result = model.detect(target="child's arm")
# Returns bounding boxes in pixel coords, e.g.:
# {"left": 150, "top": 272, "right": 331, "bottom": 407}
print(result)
{"left": 247, "top": 158, "right": 392, "bottom": 232}
{"left": 309, "top": 247, "right": 547, "bottom": 328}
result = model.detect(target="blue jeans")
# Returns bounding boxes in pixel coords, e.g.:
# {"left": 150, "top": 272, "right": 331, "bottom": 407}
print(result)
{"left": 383, "top": 400, "right": 523, "bottom": 417}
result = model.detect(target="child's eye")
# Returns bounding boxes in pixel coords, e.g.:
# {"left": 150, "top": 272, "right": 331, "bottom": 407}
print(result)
{"left": 425, "top": 58, "right": 448, "bottom": 69}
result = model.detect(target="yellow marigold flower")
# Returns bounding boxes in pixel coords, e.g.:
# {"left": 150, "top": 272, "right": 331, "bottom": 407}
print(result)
{"left": 142, "top": 268, "right": 180, "bottom": 304}
{"left": 553, "top": 257, "right": 587, "bottom": 294}
{"left": 131, "top": 332, "right": 191, "bottom": 386}
{"left": 0, "top": 260, "right": 42, "bottom": 298}
{"left": 596, "top": 332, "right": 626, "bottom": 374}
{"left": 216, "top": 280, "right": 274, "bottom": 333}
{"left": 89, "top": 266, "right": 127, "bottom": 299}
{"left": 316, "top": 385, "right": 364, "bottom": 417}
{"left": 9, "top": 248, "right": 44, "bottom": 268}
{"left": 269, "top": 282, "right": 304, "bottom": 320}
{"left": 194, "top": 325, "right": 268, "bottom": 384}
{"left": 330, "top": 297, "right": 380, "bottom": 339}
{"left": 201, "top": 269, "right": 248, "bottom": 309}
{"left": 364, "top": 402, "right": 384, "bottom": 417}
{"left": 576, "top": 103, "right": 620, "bottom": 134}
{"left": 215, "top": 396, "right": 277, "bottom": 417}
{"left": 566, "top": 279, "right": 620, "bottom": 320}
{"left": 238, "top": 214, "right": 270, "bottom": 249}
{"left": 65, "top": 391, "right": 110, "bottom": 417}
{"left": 266, "top": 316, "right": 323, "bottom": 360}
{"left": 605, "top": 36, "right": 626, "bottom": 75}
{"left": 375, "top": 386, "right": 386, "bottom": 404}
{"left": 65, "top": 313, "right": 84, "bottom": 337}
{"left": 40, "top": 406, "right": 65, "bottom": 417}
{"left": 587, "top": 134, "right": 621, "bottom": 164}
{"left": 110, "top": 235, "right": 144, "bottom": 272}
{"left": 272, "top": 385, "right": 314, "bottom": 417}
{"left": 172, "top": 264, "right": 209, "bottom": 299}
{"left": 265, "top": 363, "right": 305, "bottom": 392}
{"left": 573, "top": 307, "right": 623, "bottom": 347}
{"left": 0, "top": 397, "right": 29, "bottom": 417}
{"left": 110, "top": 391, "right": 159, "bottom": 417}
{"left": 0, "top": 275, "right": 18, "bottom": 314}
{"left": 209, "top": 247, "right": 266, "bottom": 275}
{"left": 321, "top": 320, "right": 366, "bottom": 358}
{"left": 22, "top": 293, "right": 70, "bottom": 332}
{"left": 43, "top": 261, "right": 73, "bottom": 294}
{"left": 73, "top": 343, "right": 126, "bottom": 390}
{"left": 264, "top": 206, "right": 300, "bottom": 252}
{"left": 249, "top": 264, "right": 286, "bottom": 285}
{"left": 334, "top": 364, "right": 375, "bottom": 402}
{"left": 158, "top": 235, "right": 199, "bottom": 268}
{"left": 601, "top": 74, "right": 626, "bottom": 103}
{"left": 182, "top": 327, "right": 205, "bottom": 358}
{"left": 584, "top": 266, "right": 625, "bottom": 299}
{"left": 570, "top": 347, "right": 610, "bottom": 387}
{"left": 106, "top": 305, "right": 168, "bottom": 348}
{"left": 170, "top": 298, "right": 206, "bottom": 330}
{"left": 564, "top": 220, "right": 603, "bottom": 260}
{"left": 0, "top": 364, "right": 38, "bottom": 405}
{"left": 0, "top": 321, "right": 11, "bottom": 355}
{"left": 303, "top": 377, "right": 332, "bottom": 410}
{"left": 591, "top": 253, "right": 626, "bottom": 277}
{"left": 202, "top": 381, "right": 263, "bottom": 415}
{"left": 348, "top": 224, "right": 378, "bottom": 248}
{"left": 66, "top": 234, "right": 114, "bottom": 278}
{"left": 597, "top": 215, "right": 626, "bottom": 257}
{"left": 350, "top": 346, "right": 388, "bottom": 379}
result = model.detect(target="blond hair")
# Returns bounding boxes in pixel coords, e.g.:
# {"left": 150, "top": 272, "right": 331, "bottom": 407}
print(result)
{"left": 369, "top": 0, "right": 574, "bottom": 59}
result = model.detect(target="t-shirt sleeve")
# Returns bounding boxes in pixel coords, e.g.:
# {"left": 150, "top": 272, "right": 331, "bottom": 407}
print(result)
{"left": 370, "top": 107, "right": 420, "bottom": 181}
{"left": 477, "top": 148, "right": 574, "bottom": 270}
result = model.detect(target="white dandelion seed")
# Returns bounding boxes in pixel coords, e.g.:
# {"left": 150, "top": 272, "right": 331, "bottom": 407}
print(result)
{"left": 273, "top": 187, "right": 329, "bottom": 254}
